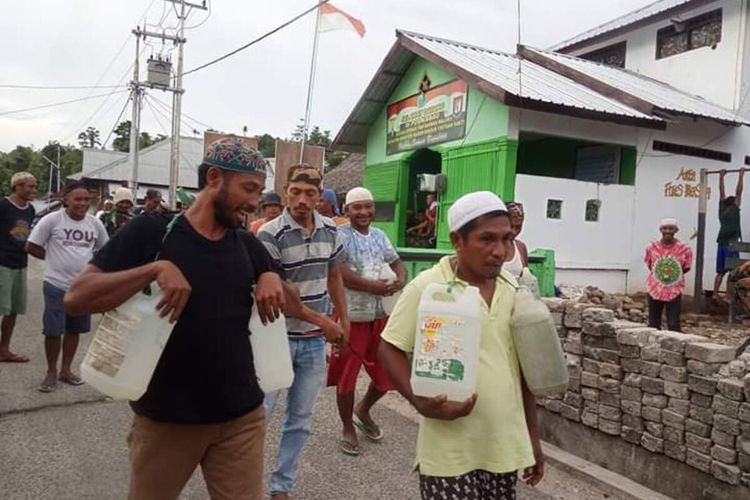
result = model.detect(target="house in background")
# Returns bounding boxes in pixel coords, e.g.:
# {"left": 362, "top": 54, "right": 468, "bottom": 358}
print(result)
{"left": 75, "top": 134, "right": 276, "bottom": 206}
{"left": 333, "top": 0, "right": 750, "bottom": 296}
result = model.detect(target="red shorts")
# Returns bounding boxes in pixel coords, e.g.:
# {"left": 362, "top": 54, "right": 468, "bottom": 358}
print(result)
{"left": 327, "top": 318, "right": 393, "bottom": 395}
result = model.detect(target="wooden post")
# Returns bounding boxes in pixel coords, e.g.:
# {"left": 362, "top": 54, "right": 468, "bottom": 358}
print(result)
{"left": 693, "top": 168, "right": 708, "bottom": 313}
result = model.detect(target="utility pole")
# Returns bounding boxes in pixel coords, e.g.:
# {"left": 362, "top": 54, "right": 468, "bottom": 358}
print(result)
{"left": 56, "top": 144, "right": 61, "bottom": 193}
{"left": 129, "top": 31, "right": 142, "bottom": 194}
{"left": 166, "top": 0, "right": 206, "bottom": 209}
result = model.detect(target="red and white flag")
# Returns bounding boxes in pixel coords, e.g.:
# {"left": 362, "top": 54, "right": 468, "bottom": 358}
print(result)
{"left": 319, "top": 3, "right": 366, "bottom": 38}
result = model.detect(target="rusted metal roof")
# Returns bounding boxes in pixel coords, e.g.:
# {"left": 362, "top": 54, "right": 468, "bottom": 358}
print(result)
{"left": 550, "top": 0, "right": 708, "bottom": 52}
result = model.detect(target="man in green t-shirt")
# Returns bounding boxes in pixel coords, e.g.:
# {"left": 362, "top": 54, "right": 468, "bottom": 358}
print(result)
{"left": 713, "top": 168, "right": 745, "bottom": 302}
{"left": 379, "top": 191, "right": 543, "bottom": 500}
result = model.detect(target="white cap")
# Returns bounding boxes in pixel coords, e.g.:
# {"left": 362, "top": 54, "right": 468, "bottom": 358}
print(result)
{"left": 660, "top": 218, "right": 679, "bottom": 228}
{"left": 113, "top": 187, "right": 134, "bottom": 205}
{"left": 345, "top": 187, "right": 374, "bottom": 206}
{"left": 10, "top": 171, "right": 35, "bottom": 188}
{"left": 448, "top": 191, "right": 508, "bottom": 232}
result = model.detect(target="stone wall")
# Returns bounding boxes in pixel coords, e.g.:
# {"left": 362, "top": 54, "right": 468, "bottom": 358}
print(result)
{"left": 541, "top": 298, "right": 750, "bottom": 491}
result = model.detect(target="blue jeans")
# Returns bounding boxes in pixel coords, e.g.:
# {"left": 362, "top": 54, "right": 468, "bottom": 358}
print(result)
{"left": 264, "top": 336, "right": 326, "bottom": 495}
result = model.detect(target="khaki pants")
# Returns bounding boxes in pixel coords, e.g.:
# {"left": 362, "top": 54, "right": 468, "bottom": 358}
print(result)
{"left": 127, "top": 406, "right": 265, "bottom": 500}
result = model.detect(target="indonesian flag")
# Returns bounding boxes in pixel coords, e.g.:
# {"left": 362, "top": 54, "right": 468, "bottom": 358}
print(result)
{"left": 319, "top": 3, "right": 366, "bottom": 38}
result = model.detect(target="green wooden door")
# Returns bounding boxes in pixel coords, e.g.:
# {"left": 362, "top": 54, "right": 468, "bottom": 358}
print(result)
{"left": 436, "top": 138, "right": 518, "bottom": 248}
{"left": 363, "top": 159, "right": 409, "bottom": 245}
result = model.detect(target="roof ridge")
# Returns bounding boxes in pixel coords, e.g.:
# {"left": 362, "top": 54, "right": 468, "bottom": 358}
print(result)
{"left": 550, "top": 0, "right": 699, "bottom": 51}
{"left": 396, "top": 29, "right": 514, "bottom": 58}
{"left": 524, "top": 45, "right": 742, "bottom": 115}
{"left": 82, "top": 136, "right": 200, "bottom": 179}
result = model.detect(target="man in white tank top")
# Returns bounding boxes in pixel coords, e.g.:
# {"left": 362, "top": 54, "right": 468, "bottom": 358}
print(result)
{"left": 504, "top": 202, "right": 528, "bottom": 277}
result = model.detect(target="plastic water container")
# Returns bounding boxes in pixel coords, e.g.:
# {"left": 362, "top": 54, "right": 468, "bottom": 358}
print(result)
{"left": 249, "top": 305, "right": 294, "bottom": 393}
{"left": 379, "top": 264, "right": 400, "bottom": 316}
{"left": 518, "top": 268, "right": 541, "bottom": 299}
{"left": 81, "top": 284, "right": 174, "bottom": 401}
{"left": 511, "top": 288, "right": 569, "bottom": 397}
{"left": 411, "top": 282, "right": 482, "bottom": 402}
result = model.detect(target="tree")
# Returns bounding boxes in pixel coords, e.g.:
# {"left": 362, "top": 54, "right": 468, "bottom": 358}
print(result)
{"left": 257, "top": 133, "right": 276, "bottom": 158}
{"left": 77, "top": 127, "right": 101, "bottom": 149}
{"left": 112, "top": 121, "right": 168, "bottom": 152}
{"left": 112, "top": 121, "right": 131, "bottom": 152}
{"left": 307, "top": 126, "right": 332, "bottom": 147}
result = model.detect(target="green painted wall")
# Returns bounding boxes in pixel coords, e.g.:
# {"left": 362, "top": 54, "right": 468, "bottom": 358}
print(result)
{"left": 365, "top": 58, "right": 510, "bottom": 165}
{"left": 363, "top": 56, "right": 513, "bottom": 248}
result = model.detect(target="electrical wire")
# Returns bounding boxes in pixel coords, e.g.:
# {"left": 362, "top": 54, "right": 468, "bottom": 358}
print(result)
{"left": 149, "top": 93, "right": 211, "bottom": 129}
{"left": 0, "top": 84, "right": 128, "bottom": 90}
{"left": 0, "top": 90, "right": 129, "bottom": 117}
{"left": 144, "top": 95, "right": 198, "bottom": 172}
{"left": 185, "top": 0, "right": 211, "bottom": 30}
{"left": 183, "top": 0, "right": 328, "bottom": 76}
{"left": 102, "top": 94, "right": 134, "bottom": 148}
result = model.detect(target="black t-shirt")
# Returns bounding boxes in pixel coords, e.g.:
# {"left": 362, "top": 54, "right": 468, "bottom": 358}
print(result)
{"left": 92, "top": 212, "right": 276, "bottom": 423}
{"left": 0, "top": 198, "right": 35, "bottom": 269}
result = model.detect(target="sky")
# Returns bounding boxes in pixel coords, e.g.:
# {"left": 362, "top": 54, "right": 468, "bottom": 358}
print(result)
{"left": 0, "top": 0, "right": 659, "bottom": 152}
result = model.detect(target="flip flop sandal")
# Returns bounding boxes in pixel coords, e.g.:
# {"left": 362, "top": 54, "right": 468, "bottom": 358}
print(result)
{"left": 339, "top": 438, "right": 360, "bottom": 456}
{"left": 59, "top": 375, "right": 84, "bottom": 386}
{"left": 38, "top": 380, "right": 58, "bottom": 393}
{"left": 354, "top": 417, "right": 384, "bottom": 442}
{"left": 0, "top": 353, "right": 30, "bottom": 363}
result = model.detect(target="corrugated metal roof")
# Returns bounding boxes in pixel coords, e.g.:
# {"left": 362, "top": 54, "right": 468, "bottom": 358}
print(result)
{"left": 333, "top": 31, "right": 661, "bottom": 152}
{"left": 550, "top": 0, "right": 701, "bottom": 52}
{"left": 81, "top": 149, "right": 127, "bottom": 174}
{"left": 78, "top": 137, "right": 203, "bottom": 188}
{"left": 526, "top": 47, "right": 750, "bottom": 125}
{"left": 402, "top": 31, "right": 660, "bottom": 121}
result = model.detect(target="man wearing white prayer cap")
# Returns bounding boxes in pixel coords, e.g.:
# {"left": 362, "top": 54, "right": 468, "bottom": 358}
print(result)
{"left": 379, "top": 190, "right": 544, "bottom": 499}
{"left": 328, "top": 186, "right": 406, "bottom": 456}
{"left": 644, "top": 216, "right": 693, "bottom": 332}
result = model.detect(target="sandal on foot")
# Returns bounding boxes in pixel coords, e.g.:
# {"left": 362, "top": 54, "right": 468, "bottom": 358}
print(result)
{"left": 339, "top": 438, "right": 360, "bottom": 456}
{"left": 38, "top": 380, "right": 58, "bottom": 393}
{"left": 354, "top": 416, "right": 384, "bottom": 442}
{"left": 59, "top": 375, "right": 84, "bottom": 386}
{"left": 0, "top": 353, "right": 30, "bottom": 363}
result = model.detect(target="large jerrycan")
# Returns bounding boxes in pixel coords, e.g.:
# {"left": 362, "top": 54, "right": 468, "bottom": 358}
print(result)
{"left": 81, "top": 284, "right": 174, "bottom": 400}
{"left": 249, "top": 305, "right": 294, "bottom": 393}
{"left": 511, "top": 288, "right": 569, "bottom": 397}
{"left": 411, "top": 283, "right": 482, "bottom": 402}
{"left": 379, "top": 263, "right": 400, "bottom": 316}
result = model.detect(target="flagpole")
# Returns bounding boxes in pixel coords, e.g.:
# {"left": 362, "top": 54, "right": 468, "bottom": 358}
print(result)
{"left": 299, "top": 1, "right": 324, "bottom": 164}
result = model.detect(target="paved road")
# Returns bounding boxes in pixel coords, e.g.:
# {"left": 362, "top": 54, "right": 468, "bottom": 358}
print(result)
{"left": 0, "top": 261, "right": 610, "bottom": 500}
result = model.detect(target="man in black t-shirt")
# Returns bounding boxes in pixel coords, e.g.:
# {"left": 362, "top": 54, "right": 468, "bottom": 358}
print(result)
{"left": 64, "top": 138, "right": 329, "bottom": 500}
{"left": 0, "top": 171, "right": 36, "bottom": 363}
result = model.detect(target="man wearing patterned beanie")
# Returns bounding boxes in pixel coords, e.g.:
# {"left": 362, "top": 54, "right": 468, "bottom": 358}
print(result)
{"left": 66, "top": 137, "right": 291, "bottom": 500}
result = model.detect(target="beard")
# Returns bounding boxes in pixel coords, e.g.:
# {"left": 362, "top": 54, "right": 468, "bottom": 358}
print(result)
{"left": 213, "top": 185, "right": 239, "bottom": 229}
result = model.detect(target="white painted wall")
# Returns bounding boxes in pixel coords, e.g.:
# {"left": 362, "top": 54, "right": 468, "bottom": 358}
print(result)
{"left": 515, "top": 174, "right": 635, "bottom": 271}
{"left": 512, "top": 108, "right": 750, "bottom": 297}
{"left": 566, "top": 0, "right": 748, "bottom": 111}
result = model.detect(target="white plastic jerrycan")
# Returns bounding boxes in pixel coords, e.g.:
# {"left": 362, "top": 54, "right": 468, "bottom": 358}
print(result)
{"left": 379, "top": 263, "right": 400, "bottom": 316}
{"left": 249, "top": 305, "right": 294, "bottom": 393}
{"left": 81, "top": 284, "right": 174, "bottom": 401}
{"left": 511, "top": 288, "right": 569, "bottom": 398}
{"left": 411, "top": 282, "right": 482, "bottom": 402}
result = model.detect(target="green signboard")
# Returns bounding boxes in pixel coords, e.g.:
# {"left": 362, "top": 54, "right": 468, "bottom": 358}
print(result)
{"left": 386, "top": 79, "right": 468, "bottom": 155}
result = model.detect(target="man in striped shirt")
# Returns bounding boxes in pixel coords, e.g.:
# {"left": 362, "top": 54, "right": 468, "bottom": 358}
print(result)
{"left": 257, "top": 164, "right": 349, "bottom": 500}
